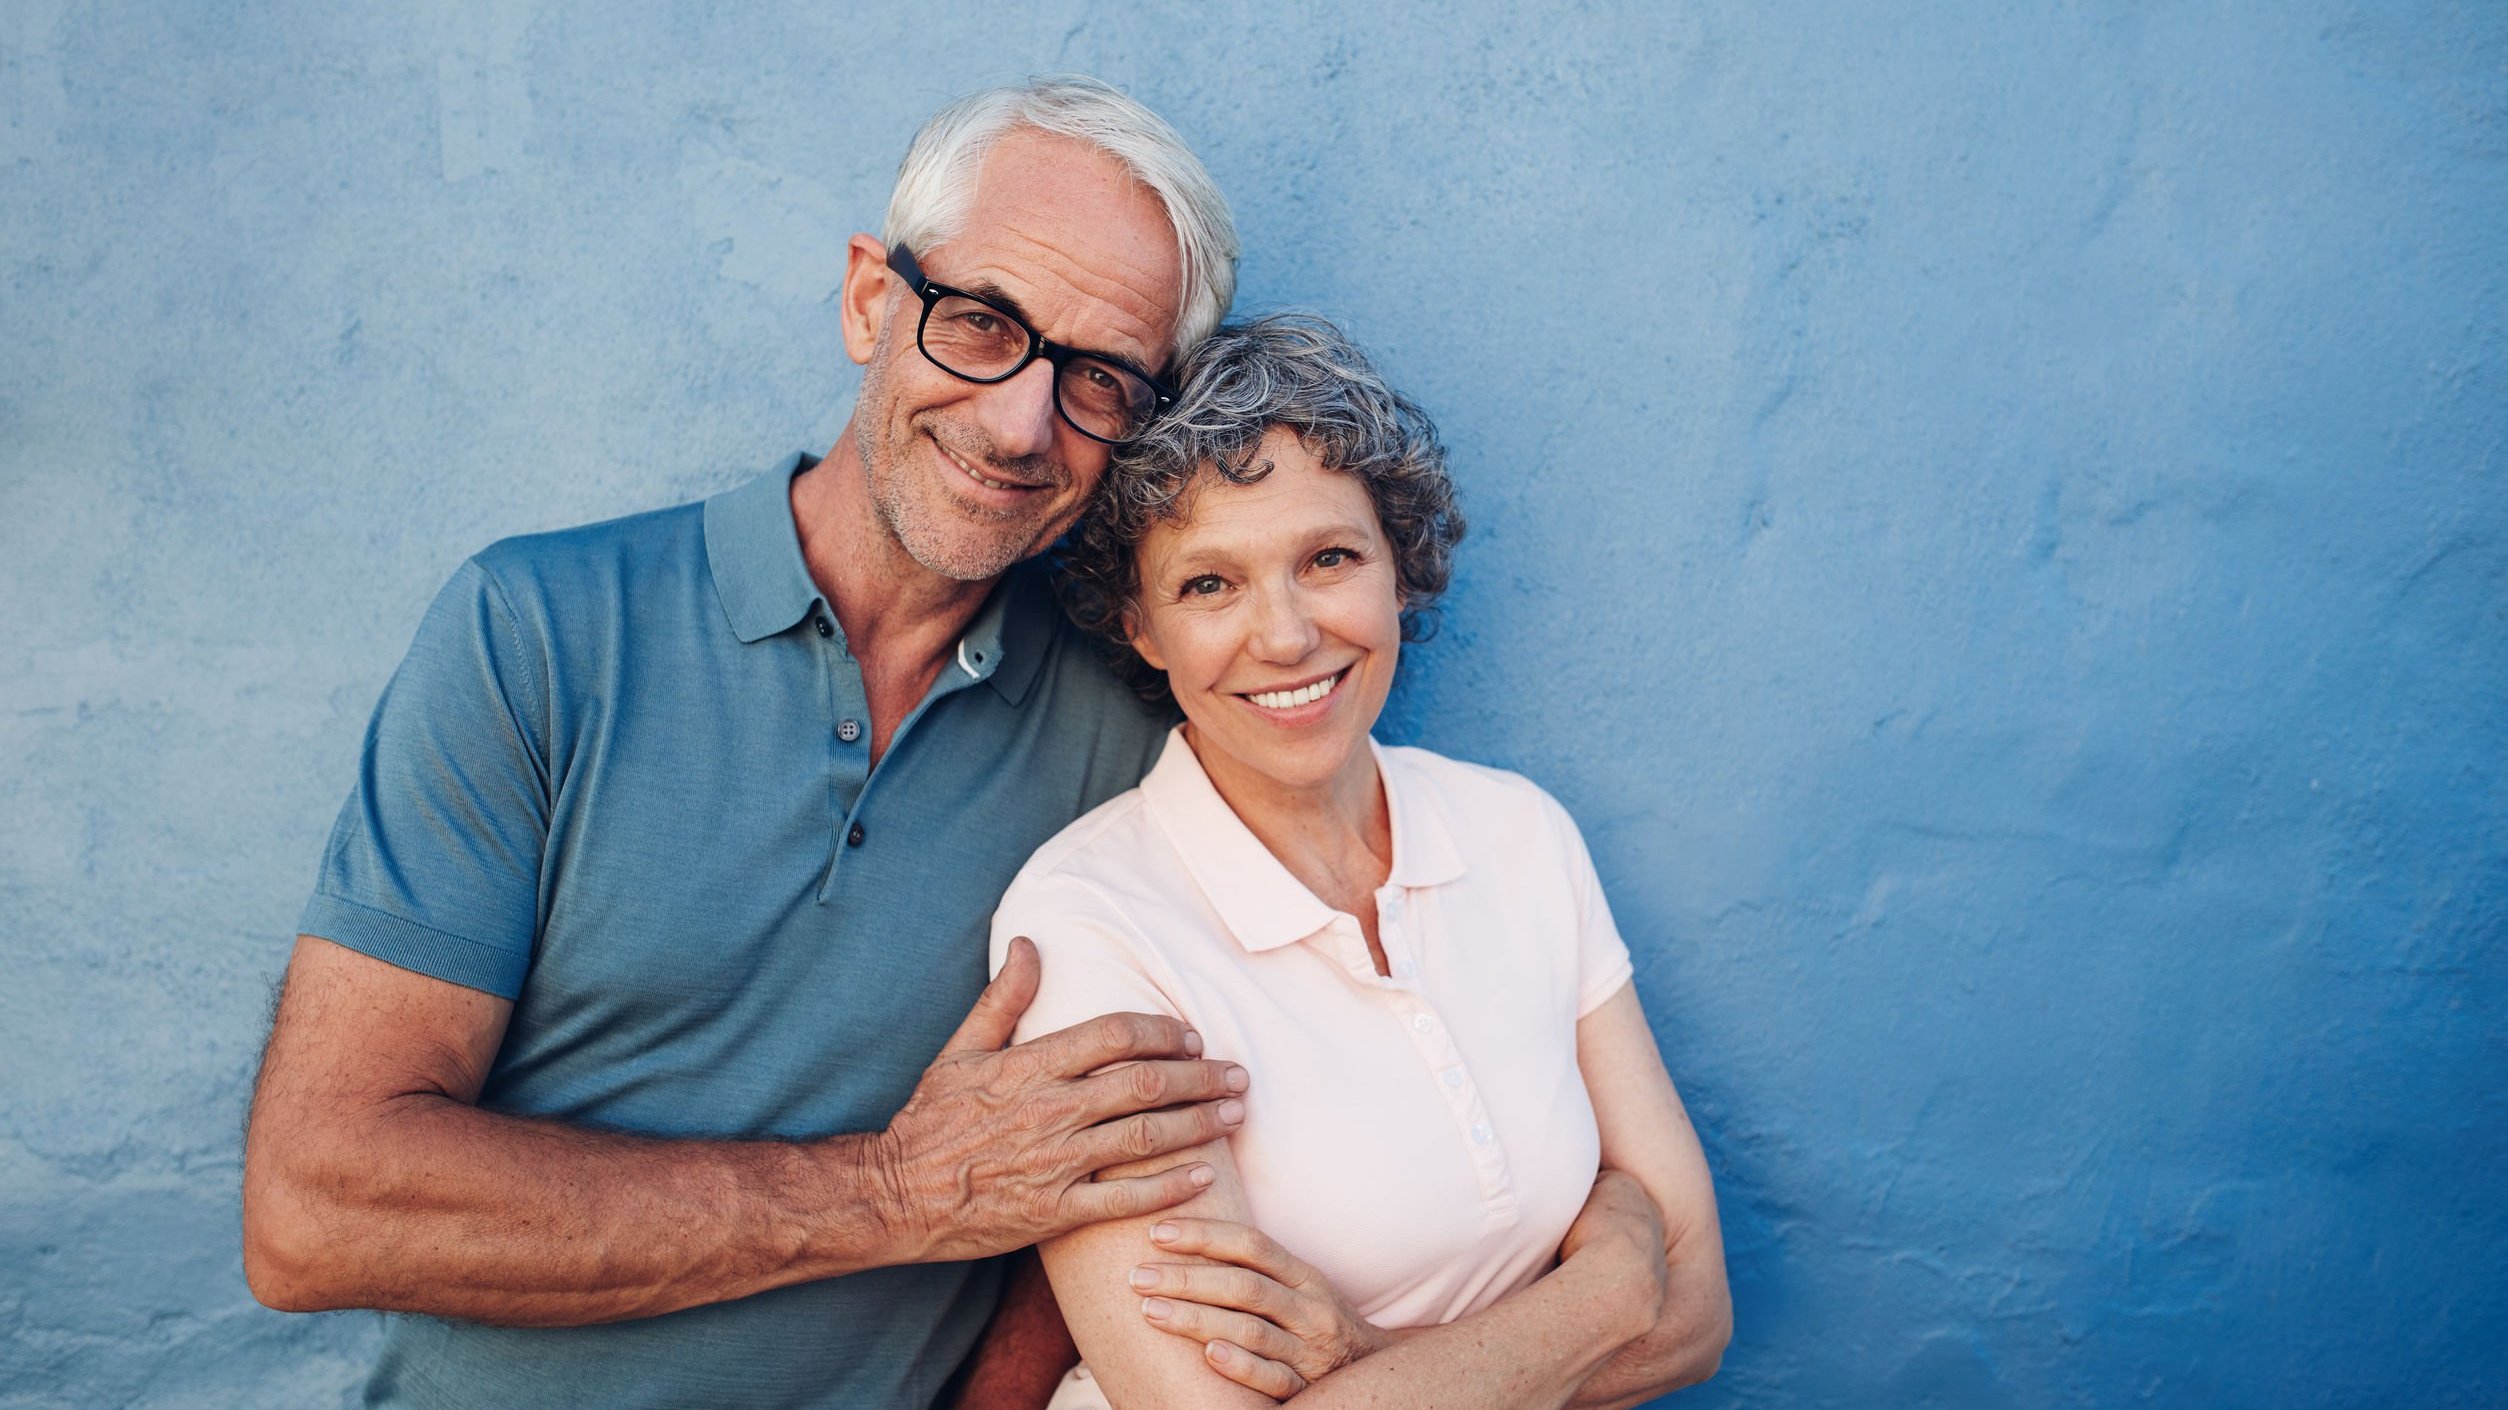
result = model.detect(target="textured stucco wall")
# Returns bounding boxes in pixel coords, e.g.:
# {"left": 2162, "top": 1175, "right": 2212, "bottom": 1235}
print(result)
{"left": 4, "top": 3, "right": 2503, "bottom": 1406}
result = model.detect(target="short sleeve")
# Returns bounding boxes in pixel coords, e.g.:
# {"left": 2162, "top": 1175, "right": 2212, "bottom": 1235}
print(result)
{"left": 990, "top": 870, "right": 1183, "bottom": 1048}
{"left": 1544, "top": 790, "right": 1634, "bottom": 1018}
{"left": 298, "top": 558, "right": 551, "bottom": 998}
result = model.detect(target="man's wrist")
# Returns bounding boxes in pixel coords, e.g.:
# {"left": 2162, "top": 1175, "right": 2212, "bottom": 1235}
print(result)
{"left": 796, "top": 1130, "right": 929, "bottom": 1274}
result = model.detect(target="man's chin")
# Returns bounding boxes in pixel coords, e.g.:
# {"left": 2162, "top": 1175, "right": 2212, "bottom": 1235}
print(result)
{"left": 894, "top": 520, "right": 1040, "bottom": 584}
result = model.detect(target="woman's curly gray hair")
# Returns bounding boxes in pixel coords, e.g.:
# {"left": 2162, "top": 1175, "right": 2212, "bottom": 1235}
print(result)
{"left": 1058, "top": 313, "right": 1466, "bottom": 704}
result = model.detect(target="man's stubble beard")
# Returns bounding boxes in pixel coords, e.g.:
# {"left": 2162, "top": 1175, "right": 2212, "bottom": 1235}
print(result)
{"left": 855, "top": 320, "right": 1060, "bottom": 585}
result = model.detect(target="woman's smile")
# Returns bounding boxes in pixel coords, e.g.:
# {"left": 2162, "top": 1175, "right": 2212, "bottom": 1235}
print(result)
{"left": 1239, "top": 666, "right": 1350, "bottom": 715}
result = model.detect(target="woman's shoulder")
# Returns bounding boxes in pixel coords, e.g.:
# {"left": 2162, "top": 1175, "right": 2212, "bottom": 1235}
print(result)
{"left": 1013, "top": 783, "right": 1159, "bottom": 888}
{"left": 1376, "top": 741, "right": 1579, "bottom": 830}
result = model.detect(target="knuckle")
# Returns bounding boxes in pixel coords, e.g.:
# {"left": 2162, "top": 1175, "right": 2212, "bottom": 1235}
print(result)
{"left": 1239, "top": 1274, "right": 1278, "bottom": 1317}
{"left": 1126, "top": 1062, "right": 1167, "bottom": 1105}
{"left": 1122, "top": 1115, "right": 1160, "bottom": 1159}
{"left": 1121, "top": 1013, "right": 1166, "bottom": 1055}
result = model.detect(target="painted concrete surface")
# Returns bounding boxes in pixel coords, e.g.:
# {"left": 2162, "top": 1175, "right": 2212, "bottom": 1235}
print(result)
{"left": 3, "top": 3, "right": 2502, "bottom": 1406}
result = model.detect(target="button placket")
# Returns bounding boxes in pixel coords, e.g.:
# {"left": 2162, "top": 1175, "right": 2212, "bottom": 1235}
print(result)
{"left": 1379, "top": 893, "right": 1517, "bottom": 1224}
{"left": 815, "top": 613, "right": 872, "bottom": 902}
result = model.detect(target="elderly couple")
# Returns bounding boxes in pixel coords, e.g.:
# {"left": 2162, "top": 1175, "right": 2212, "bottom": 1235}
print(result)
{"left": 242, "top": 77, "right": 1730, "bottom": 1409}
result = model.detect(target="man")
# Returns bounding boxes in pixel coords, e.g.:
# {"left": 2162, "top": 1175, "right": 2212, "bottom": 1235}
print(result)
{"left": 243, "top": 78, "right": 1240, "bottom": 1408}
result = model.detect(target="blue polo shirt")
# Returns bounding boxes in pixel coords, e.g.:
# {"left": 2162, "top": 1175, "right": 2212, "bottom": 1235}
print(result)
{"left": 299, "top": 454, "right": 1172, "bottom": 1409}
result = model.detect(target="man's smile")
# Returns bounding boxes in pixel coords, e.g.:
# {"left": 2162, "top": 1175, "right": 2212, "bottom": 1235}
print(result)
{"left": 934, "top": 433, "right": 1050, "bottom": 495}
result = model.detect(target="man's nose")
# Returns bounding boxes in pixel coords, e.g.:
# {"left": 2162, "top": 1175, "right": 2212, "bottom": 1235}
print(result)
{"left": 967, "top": 358, "right": 1061, "bottom": 461}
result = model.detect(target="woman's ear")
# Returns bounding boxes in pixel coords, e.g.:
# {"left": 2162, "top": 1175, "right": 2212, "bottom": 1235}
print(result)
{"left": 1124, "top": 602, "right": 1167, "bottom": 672}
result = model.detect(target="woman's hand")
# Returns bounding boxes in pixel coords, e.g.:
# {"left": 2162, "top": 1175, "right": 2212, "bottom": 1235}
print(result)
{"left": 1128, "top": 1217, "right": 1395, "bottom": 1399}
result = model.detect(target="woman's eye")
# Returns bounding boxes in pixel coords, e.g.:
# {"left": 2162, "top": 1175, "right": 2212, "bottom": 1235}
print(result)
{"left": 1180, "top": 575, "right": 1226, "bottom": 597}
{"left": 1313, "top": 547, "right": 1357, "bottom": 569}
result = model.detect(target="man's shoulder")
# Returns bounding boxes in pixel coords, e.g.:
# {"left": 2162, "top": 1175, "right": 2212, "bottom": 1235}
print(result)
{"left": 467, "top": 497, "right": 709, "bottom": 613}
{"left": 1013, "top": 558, "right": 1179, "bottom": 740}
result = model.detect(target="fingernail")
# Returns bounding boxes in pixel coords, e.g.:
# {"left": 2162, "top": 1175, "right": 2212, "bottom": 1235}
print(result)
{"left": 1152, "top": 1222, "right": 1180, "bottom": 1243}
{"left": 1189, "top": 1163, "right": 1216, "bottom": 1187}
{"left": 1224, "top": 1065, "right": 1249, "bottom": 1092}
{"left": 1206, "top": 1341, "right": 1233, "bottom": 1365}
{"left": 1183, "top": 1029, "right": 1204, "bottom": 1056}
{"left": 1142, "top": 1297, "right": 1172, "bottom": 1319}
{"left": 1219, "top": 1098, "right": 1245, "bottom": 1125}
{"left": 1129, "top": 1266, "right": 1157, "bottom": 1290}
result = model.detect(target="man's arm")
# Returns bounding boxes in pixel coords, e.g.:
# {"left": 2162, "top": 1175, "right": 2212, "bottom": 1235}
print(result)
{"left": 936, "top": 1246, "right": 1082, "bottom": 1410}
{"left": 241, "top": 934, "right": 1247, "bottom": 1326}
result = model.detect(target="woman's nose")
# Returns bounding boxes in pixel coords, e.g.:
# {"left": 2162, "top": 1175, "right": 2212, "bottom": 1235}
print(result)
{"left": 1249, "top": 583, "right": 1323, "bottom": 662}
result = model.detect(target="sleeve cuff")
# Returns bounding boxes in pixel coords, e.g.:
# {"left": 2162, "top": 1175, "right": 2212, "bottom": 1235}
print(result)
{"left": 1576, "top": 956, "right": 1634, "bottom": 1019}
{"left": 297, "top": 892, "right": 532, "bottom": 999}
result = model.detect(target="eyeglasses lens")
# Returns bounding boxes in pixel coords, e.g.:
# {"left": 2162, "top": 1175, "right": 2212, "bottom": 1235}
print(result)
{"left": 921, "top": 296, "right": 1028, "bottom": 376}
{"left": 918, "top": 293, "right": 1157, "bottom": 444}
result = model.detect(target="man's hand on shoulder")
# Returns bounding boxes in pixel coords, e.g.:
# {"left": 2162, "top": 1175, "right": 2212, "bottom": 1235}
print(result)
{"left": 873, "top": 936, "right": 1249, "bottom": 1263}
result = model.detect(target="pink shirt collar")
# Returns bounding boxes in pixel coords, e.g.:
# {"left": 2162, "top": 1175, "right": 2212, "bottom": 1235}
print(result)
{"left": 1139, "top": 726, "right": 1469, "bottom": 954}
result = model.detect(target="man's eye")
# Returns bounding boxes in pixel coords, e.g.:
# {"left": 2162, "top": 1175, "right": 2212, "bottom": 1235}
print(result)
{"left": 955, "top": 310, "right": 1004, "bottom": 336}
{"left": 1314, "top": 547, "right": 1357, "bottom": 569}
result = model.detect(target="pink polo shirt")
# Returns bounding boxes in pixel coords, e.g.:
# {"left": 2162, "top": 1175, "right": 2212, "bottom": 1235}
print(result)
{"left": 989, "top": 727, "right": 1634, "bottom": 1331}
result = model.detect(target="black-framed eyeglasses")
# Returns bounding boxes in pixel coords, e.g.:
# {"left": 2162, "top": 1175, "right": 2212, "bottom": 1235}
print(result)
{"left": 884, "top": 245, "right": 1176, "bottom": 446}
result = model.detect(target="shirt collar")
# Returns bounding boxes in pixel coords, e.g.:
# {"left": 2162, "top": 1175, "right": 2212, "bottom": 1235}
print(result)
{"left": 1140, "top": 727, "right": 1469, "bottom": 955}
{"left": 704, "top": 454, "right": 823, "bottom": 644}
{"left": 702, "top": 453, "right": 1053, "bottom": 705}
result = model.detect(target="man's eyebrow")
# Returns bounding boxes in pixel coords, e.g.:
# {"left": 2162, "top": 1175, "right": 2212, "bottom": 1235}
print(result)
{"left": 957, "top": 279, "right": 1036, "bottom": 329}
{"left": 957, "top": 276, "right": 1159, "bottom": 378}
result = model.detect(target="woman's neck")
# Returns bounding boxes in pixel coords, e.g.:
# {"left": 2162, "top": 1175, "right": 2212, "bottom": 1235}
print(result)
{"left": 1184, "top": 723, "right": 1396, "bottom": 950}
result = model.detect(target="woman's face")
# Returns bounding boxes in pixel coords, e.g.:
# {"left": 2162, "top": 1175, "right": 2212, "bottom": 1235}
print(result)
{"left": 1127, "top": 427, "right": 1403, "bottom": 800}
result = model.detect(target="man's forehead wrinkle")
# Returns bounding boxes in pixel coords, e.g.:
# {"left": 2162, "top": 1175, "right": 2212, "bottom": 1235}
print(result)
{"left": 948, "top": 223, "right": 1175, "bottom": 366}
{"left": 928, "top": 130, "right": 1184, "bottom": 369}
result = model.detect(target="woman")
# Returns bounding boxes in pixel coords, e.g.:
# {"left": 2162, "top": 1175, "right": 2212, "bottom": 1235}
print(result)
{"left": 988, "top": 315, "right": 1730, "bottom": 1407}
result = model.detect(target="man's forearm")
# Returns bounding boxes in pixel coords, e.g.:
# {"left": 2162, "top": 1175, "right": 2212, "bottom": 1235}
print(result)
{"left": 243, "top": 1090, "right": 911, "bottom": 1326}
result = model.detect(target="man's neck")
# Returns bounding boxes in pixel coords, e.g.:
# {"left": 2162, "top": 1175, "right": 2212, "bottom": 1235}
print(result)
{"left": 791, "top": 440, "right": 998, "bottom": 681}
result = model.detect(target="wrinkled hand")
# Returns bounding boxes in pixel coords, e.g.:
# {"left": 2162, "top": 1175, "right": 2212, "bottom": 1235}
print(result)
{"left": 876, "top": 937, "right": 1249, "bottom": 1263}
{"left": 1559, "top": 1168, "right": 1670, "bottom": 1323}
{"left": 1131, "top": 1217, "right": 1394, "bottom": 1400}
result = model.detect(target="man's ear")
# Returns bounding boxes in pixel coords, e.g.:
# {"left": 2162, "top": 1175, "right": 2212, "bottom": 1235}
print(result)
{"left": 838, "top": 234, "right": 895, "bottom": 366}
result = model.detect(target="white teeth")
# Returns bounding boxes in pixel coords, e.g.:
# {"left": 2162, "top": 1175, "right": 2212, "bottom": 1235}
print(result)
{"left": 943, "top": 444, "right": 1021, "bottom": 492}
{"left": 1247, "top": 671, "right": 1345, "bottom": 711}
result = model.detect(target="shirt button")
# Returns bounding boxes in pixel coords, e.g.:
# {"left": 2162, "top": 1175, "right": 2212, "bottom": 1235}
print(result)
{"left": 1472, "top": 1123, "right": 1493, "bottom": 1145}
{"left": 813, "top": 616, "right": 833, "bottom": 638}
{"left": 846, "top": 822, "right": 866, "bottom": 847}
{"left": 1443, "top": 1067, "right": 1464, "bottom": 1089}
{"left": 1412, "top": 1013, "right": 1434, "bottom": 1034}
{"left": 836, "top": 718, "right": 862, "bottom": 743}
{"left": 1395, "top": 960, "right": 1417, "bottom": 981}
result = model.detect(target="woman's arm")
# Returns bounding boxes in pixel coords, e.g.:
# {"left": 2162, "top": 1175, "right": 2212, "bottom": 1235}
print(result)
{"left": 1561, "top": 982, "right": 1733, "bottom": 1407}
{"left": 1044, "top": 1136, "right": 1669, "bottom": 1409}
{"left": 1129, "top": 983, "right": 1728, "bottom": 1406}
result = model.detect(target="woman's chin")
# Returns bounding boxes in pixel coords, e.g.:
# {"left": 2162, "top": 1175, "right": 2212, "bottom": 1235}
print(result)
{"left": 1183, "top": 713, "right": 1374, "bottom": 797}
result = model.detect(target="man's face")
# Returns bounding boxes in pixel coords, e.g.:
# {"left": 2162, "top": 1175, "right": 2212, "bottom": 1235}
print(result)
{"left": 846, "top": 130, "right": 1184, "bottom": 583}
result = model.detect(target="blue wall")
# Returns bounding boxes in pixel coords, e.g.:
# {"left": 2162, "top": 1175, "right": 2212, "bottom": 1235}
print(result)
{"left": 4, "top": 3, "right": 2502, "bottom": 1405}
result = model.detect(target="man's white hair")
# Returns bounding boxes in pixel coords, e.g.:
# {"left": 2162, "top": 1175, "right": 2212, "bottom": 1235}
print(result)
{"left": 883, "top": 76, "right": 1239, "bottom": 368}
